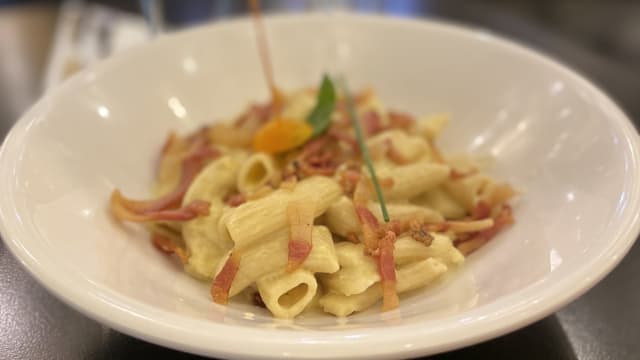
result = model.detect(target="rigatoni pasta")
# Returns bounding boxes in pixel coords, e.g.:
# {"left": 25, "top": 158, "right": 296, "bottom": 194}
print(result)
{"left": 256, "top": 269, "right": 318, "bottom": 319}
{"left": 224, "top": 176, "right": 342, "bottom": 250}
{"left": 367, "top": 129, "right": 431, "bottom": 164}
{"left": 109, "top": 83, "right": 516, "bottom": 319}
{"left": 319, "top": 258, "right": 449, "bottom": 317}
{"left": 324, "top": 196, "right": 444, "bottom": 238}
{"left": 377, "top": 162, "right": 451, "bottom": 201}
{"left": 182, "top": 155, "right": 245, "bottom": 279}
{"left": 320, "top": 242, "right": 381, "bottom": 296}
{"left": 411, "top": 186, "right": 467, "bottom": 220}
{"left": 228, "top": 226, "right": 338, "bottom": 297}
{"left": 236, "top": 152, "right": 279, "bottom": 194}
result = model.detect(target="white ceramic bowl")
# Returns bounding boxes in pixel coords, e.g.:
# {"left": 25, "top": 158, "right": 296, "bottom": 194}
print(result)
{"left": 1, "top": 13, "right": 639, "bottom": 359}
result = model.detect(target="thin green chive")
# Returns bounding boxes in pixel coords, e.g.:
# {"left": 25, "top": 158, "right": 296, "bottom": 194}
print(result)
{"left": 338, "top": 77, "right": 390, "bottom": 222}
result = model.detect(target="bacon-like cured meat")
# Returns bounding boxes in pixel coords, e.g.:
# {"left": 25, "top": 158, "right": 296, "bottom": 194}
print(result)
{"left": 211, "top": 252, "right": 242, "bottom": 304}
{"left": 377, "top": 230, "right": 399, "bottom": 311}
{"left": 345, "top": 232, "right": 360, "bottom": 244}
{"left": 224, "top": 192, "right": 246, "bottom": 207}
{"left": 384, "top": 219, "right": 404, "bottom": 236}
{"left": 352, "top": 177, "right": 372, "bottom": 207}
{"left": 296, "top": 136, "right": 340, "bottom": 176}
{"left": 408, "top": 221, "right": 434, "bottom": 246}
{"left": 450, "top": 168, "right": 478, "bottom": 180}
{"left": 338, "top": 168, "right": 361, "bottom": 194}
{"left": 111, "top": 194, "right": 210, "bottom": 222}
{"left": 387, "top": 111, "right": 415, "bottom": 129}
{"left": 471, "top": 200, "right": 492, "bottom": 220}
{"left": 249, "top": 0, "right": 283, "bottom": 113}
{"left": 424, "top": 222, "right": 451, "bottom": 233}
{"left": 151, "top": 233, "right": 188, "bottom": 264}
{"left": 186, "top": 126, "right": 212, "bottom": 146}
{"left": 253, "top": 291, "right": 266, "bottom": 308}
{"left": 355, "top": 206, "right": 381, "bottom": 254}
{"left": 384, "top": 138, "right": 410, "bottom": 165}
{"left": 298, "top": 161, "right": 336, "bottom": 176}
{"left": 328, "top": 126, "right": 359, "bottom": 153}
{"left": 456, "top": 205, "right": 514, "bottom": 255}
{"left": 234, "top": 102, "right": 274, "bottom": 129}
{"left": 353, "top": 177, "right": 400, "bottom": 311}
{"left": 286, "top": 200, "right": 314, "bottom": 272}
{"left": 160, "top": 132, "right": 180, "bottom": 157}
{"left": 287, "top": 240, "right": 312, "bottom": 272}
{"left": 110, "top": 143, "right": 219, "bottom": 222}
{"left": 300, "top": 136, "right": 330, "bottom": 157}
{"left": 361, "top": 111, "right": 383, "bottom": 135}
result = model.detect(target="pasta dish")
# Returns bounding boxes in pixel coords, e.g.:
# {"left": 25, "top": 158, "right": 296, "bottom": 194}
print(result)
{"left": 109, "top": 80, "right": 516, "bottom": 318}
{"left": 109, "top": 0, "right": 515, "bottom": 318}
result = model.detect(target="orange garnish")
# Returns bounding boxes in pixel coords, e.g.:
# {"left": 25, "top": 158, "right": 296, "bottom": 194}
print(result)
{"left": 253, "top": 118, "right": 313, "bottom": 154}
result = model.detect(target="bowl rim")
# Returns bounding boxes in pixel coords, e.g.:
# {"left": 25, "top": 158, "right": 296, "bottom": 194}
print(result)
{"left": 1, "top": 12, "right": 639, "bottom": 360}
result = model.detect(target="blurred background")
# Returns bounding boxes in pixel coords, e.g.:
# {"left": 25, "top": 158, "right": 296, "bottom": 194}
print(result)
{"left": 0, "top": 1, "right": 639, "bottom": 359}
{"left": 1, "top": 0, "right": 639, "bottom": 136}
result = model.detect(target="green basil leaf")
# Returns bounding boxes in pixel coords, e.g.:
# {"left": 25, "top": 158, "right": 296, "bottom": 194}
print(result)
{"left": 306, "top": 74, "right": 336, "bottom": 136}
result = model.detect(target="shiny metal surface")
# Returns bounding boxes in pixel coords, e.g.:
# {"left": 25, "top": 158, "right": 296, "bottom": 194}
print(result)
{"left": 0, "top": 1, "right": 638, "bottom": 359}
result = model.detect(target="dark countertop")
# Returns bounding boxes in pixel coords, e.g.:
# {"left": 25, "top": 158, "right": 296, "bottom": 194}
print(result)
{"left": 1, "top": 1, "right": 639, "bottom": 359}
